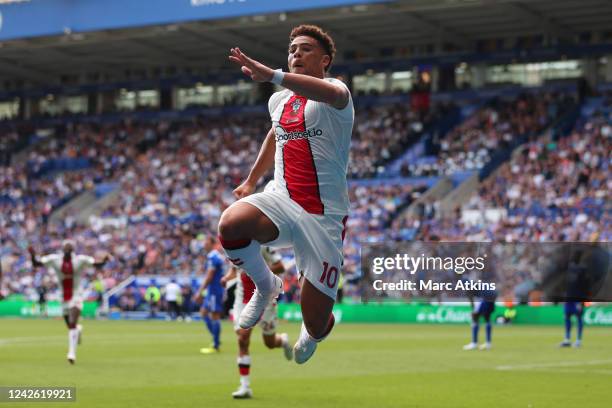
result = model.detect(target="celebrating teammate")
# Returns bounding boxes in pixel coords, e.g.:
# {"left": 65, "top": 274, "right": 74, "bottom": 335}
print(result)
{"left": 218, "top": 24, "right": 353, "bottom": 364}
{"left": 195, "top": 236, "right": 226, "bottom": 354}
{"left": 29, "top": 240, "right": 110, "bottom": 364}
{"left": 223, "top": 245, "right": 293, "bottom": 399}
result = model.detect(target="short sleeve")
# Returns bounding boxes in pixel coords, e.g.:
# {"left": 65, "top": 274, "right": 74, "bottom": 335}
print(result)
{"left": 77, "top": 255, "right": 95, "bottom": 268}
{"left": 324, "top": 78, "right": 354, "bottom": 120}
{"left": 207, "top": 252, "right": 222, "bottom": 270}
{"left": 268, "top": 91, "right": 286, "bottom": 117}
{"left": 40, "top": 254, "right": 59, "bottom": 266}
{"left": 213, "top": 253, "right": 224, "bottom": 268}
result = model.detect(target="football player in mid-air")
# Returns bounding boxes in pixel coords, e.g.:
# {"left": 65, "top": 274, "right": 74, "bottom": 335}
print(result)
{"left": 219, "top": 24, "right": 353, "bottom": 364}
{"left": 222, "top": 245, "right": 292, "bottom": 399}
{"left": 29, "top": 240, "right": 110, "bottom": 364}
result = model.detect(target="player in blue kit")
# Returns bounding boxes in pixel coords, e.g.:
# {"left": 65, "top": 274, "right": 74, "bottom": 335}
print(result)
{"left": 464, "top": 288, "right": 497, "bottom": 351}
{"left": 195, "top": 236, "right": 226, "bottom": 354}
{"left": 560, "top": 301, "right": 585, "bottom": 348}
{"left": 559, "top": 248, "right": 591, "bottom": 348}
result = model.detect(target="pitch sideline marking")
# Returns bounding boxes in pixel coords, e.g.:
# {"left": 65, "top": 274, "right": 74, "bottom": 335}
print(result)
{"left": 496, "top": 359, "right": 612, "bottom": 371}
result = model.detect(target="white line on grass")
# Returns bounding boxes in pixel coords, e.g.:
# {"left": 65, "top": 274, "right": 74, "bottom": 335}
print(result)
{"left": 530, "top": 368, "right": 612, "bottom": 375}
{"left": 496, "top": 360, "right": 612, "bottom": 371}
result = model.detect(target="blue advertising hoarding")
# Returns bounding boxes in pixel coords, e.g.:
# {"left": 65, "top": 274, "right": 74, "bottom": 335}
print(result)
{"left": 0, "top": 0, "right": 389, "bottom": 41}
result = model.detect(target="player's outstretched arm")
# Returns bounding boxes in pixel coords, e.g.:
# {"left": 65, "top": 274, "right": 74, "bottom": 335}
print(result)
{"left": 278, "top": 72, "right": 348, "bottom": 109}
{"left": 233, "top": 127, "right": 275, "bottom": 199}
{"left": 28, "top": 246, "right": 43, "bottom": 268}
{"left": 93, "top": 254, "right": 111, "bottom": 268}
{"left": 228, "top": 47, "right": 349, "bottom": 109}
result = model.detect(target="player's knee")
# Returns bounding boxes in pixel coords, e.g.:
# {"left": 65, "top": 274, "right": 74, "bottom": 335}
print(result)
{"left": 218, "top": 209, "right": 245, "bottom": 241}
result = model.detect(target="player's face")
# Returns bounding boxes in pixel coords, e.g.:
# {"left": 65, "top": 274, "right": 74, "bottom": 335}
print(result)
{"left": 63, "top": 243, "right": 74, "bottom": 254}
{"left": 288, "top": 36, "right": 330, "bottom": 77}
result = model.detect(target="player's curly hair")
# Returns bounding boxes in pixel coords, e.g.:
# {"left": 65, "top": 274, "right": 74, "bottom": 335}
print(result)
{"left": 289, "top": 25, "right": 336, "bottom": 72}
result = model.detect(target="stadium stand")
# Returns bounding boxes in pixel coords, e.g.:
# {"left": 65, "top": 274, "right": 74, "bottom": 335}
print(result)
{"left": 417, "top": 94, "right": 611, "bottom": 244}
{"left": 4, "top": 86, "right": 608, "bottom": 308}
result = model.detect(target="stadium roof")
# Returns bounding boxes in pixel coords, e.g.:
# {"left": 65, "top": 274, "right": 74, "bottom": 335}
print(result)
{"left": 1, "top": 0, "right": 611, "bottom": 89}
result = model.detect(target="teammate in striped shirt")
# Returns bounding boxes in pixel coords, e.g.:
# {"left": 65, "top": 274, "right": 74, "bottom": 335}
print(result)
{"left": 29, "top": 240, "right": 110, "bottom": 364}
{"left": 222, "top": 246, "right": 293, "bottom": 399}
{"left": 219, "top": 24, "right": 353, "bottom": 364}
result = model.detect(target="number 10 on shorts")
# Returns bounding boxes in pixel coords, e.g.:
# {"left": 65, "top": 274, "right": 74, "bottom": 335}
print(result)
{"left": 319, "top": 261, "right": 338, "bottom": 288}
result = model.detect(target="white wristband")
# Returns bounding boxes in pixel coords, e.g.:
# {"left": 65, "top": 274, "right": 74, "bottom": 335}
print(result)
{"left": 270, "top": 69, "right": 285, "bottom": 85}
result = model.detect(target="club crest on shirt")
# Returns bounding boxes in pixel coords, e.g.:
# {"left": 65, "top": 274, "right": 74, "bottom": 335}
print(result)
{"left": 291, "top": 98, "right": 302, "bottom": 114}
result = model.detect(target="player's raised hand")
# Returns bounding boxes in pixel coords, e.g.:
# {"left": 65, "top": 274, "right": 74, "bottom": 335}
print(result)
{"left": 28, "top": 246, "right": 36, "bottom": 256}
{"left": 233, "top": 180, "right": 256, "bottom": 199}
{"left": 229, "top": 48, "right": 274, "bottom": 82}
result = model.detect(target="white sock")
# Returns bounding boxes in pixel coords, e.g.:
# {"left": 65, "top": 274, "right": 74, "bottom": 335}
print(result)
{"left": 68, "top": 329, "right": 78, "bottom": 357}
{"left": 240, "top": 376, "right": 250, "bottom": 388}
{"left": 299, "top": 322, "right": 315, "bottom": 343}
{"left": 223, "top": 240, "right": 273, "bottom": 293}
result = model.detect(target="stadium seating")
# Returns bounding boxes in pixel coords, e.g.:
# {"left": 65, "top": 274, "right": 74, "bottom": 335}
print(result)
{"left": 1, "top": 90, "right": 609, "bottom": 307}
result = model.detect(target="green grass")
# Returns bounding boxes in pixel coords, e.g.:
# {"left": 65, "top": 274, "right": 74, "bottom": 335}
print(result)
{"left": 1, "top": 319, "right": 611, "bottom": 408}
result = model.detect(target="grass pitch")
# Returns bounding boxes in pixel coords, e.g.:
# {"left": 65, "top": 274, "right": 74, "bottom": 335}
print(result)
{"left": 1, "top": 319, "right": 611, "bottom": 408}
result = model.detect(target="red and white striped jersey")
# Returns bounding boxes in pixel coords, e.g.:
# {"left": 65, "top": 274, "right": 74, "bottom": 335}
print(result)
{"left": 40, "top": 254, "right": 95, "bottom": 302}
{"left": 269, "top": 77, "right": 354, "bottom": 216}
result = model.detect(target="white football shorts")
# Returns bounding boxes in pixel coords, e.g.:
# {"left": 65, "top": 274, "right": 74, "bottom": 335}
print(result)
{"left": 240, "top": 190, "right": 346, "bottom": 301}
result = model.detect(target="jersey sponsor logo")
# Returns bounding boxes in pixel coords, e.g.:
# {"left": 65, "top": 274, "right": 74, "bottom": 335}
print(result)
{"left": 274, "top": 126, "right": 322, "bottom": 142}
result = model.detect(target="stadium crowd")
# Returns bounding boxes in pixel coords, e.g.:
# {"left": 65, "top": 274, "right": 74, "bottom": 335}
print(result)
{"left": 418, "top": 104, "right": 610, "bottom": 243}
{"left": 408, "top": 98, "right": 611, "bottom": 300}
{"left": 399, "top": 92, "right": 574, "bottom": 177}
{"left": 1, "top": 90, "right": 609, "bottom": 308}
{"left": 1, "top": 102, "right": 429, "bottom": 304}
{"left": 348, "top": 102, "right": 455, "bottom": 178}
